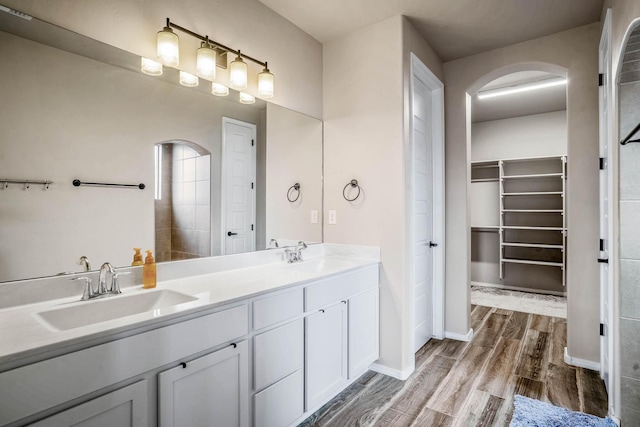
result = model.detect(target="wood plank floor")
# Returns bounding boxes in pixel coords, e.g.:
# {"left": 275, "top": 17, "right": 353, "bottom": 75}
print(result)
{"left": 298, "top": 305, "right": 608, "bottom": 427}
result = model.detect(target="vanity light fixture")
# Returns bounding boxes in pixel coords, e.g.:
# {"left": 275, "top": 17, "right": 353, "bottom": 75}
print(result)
{"left": 239, "top": 92, "right": 255, "bottom": 104}
{"left": 212, "top": 82, "right": 230, "bottom": 96}
{"left": 141, "top": 57, "right": 163, "bottom": 76}
{"left": 229, "top": 52, "right": 248, "bottom": 90}
{"left": 477, "top": 77, "right": 567, "bottom": 100}
{"left": 258, "top": 64, "right": 274, "bottom": 99}
{"left": 155, "top": 18, "right": 274, "bottom": 97}
{"left": 156, "top": 20, "right": 179, "bottom": 67}
{"left": 196, "top": 39, "right": 217, "bottom": 80}
{"left": 179, "top": 71, "right": 199, "bottom": 87}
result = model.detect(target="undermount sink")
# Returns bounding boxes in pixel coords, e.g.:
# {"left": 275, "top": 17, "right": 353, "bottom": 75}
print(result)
{"left": 35, "top": 289, "right": 198, "bottom": 331}
{"left": 282, "top": 258, "right": 356, "bottom": 274}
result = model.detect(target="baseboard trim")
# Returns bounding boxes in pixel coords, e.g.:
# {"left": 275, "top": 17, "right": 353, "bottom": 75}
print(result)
{"left": 444, "top": 328, "right": 474, "bottom": 342}
{"left": 564, "top": 347, "right": 600, "bottom": 371}
{"left": 369, "top": 362, "right": 414, "bottom": 380}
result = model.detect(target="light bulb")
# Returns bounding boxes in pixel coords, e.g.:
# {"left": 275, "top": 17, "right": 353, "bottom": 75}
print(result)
{"left": 157, "top": 26, "right": 179, "bottom": 67}
{"left": 239, "top": 92, "right": 255, "bottom": 104}
{"left": 229, "top": 52, "right": 248, "bottom": 90}
{"left": 197, "top": 42, "right": 217, "bottom": 80}
{"left": 179, "top": 71, "right": 199, "bottom": 87}
{"left": 212, "top": 82, "right": 229, "bottom": 96}
{"left": 141, "top": 57, "right": 163, "bottom": 76}
{"left": 258, "top": 66, "right": 274, "bottom": 98}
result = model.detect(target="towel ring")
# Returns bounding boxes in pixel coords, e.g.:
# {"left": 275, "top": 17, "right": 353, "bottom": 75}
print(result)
{"left": 287, "top": 183, "right": 301, "bottom": 202}
{"left": 343, "top": 179, "right": 361, "bottom": 202}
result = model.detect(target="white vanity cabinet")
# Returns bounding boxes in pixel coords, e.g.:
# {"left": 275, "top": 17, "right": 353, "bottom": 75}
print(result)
{"left": 29, "top": 380, "right": 149, "bottom": 427}
{"left": 158, "top": 341, "right": 249, "bottom": 427}
{"left": 305, "top": 301, "right": 348, "bottom": 410}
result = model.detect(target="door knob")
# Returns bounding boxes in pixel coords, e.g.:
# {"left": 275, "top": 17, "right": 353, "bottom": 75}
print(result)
{"left": 227, "top": 231, "right": 238, "bottom": 236}
{"left": 429, "top": 241, "right": 438, "bottom": 247}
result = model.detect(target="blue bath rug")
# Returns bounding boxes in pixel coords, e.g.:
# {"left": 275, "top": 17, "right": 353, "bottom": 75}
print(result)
{"left": 510, "top": 395, "right": 617, "bottom": 427}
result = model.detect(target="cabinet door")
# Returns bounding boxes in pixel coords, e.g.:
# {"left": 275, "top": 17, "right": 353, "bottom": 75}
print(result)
{"left": 158, "top": 341, "right": 249, "bottom": 427}
{"left": 348, "top": 288, "right": 379, "bottom": 379}
{"left": 30, "top": 380, "right": 148, "bottom": 427}
{"left": 305, "top": 302, "right": 347, "bottom": 411}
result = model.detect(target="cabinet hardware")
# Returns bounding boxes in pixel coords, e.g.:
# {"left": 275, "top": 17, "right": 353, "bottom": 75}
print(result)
{"left": 231, "top": 342, "right": 237, "bottom": 348}
{"left": 180, "top": 362, "right": 187, "bottom": 369}
{"left": 319, "top": 309, "right": 325, "bottom": 313}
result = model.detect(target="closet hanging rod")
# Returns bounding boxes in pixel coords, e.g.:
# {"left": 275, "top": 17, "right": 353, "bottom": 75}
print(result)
{"left": 72, "top": 179, "right": 145, "bottom": 189}
{"left": 620, "top": 121, "right": 640, "bottom": 145}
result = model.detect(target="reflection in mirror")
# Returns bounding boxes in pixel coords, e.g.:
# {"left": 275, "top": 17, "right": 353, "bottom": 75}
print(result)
{"left": 0, "top": 12, "right": 322, "bottom": 283}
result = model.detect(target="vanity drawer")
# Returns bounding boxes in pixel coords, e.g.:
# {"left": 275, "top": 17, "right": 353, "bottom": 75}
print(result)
{"left": 254, "top": 369, "right": 303, "bottom": 427}
{"left": 252, "top": 288, "right": 303, "bottom": 330}
{"left": 305, "top": 265, "right": 378, "bottom": 311}
{"left": 253, "top": 319, "right": 303, "bottom": 391}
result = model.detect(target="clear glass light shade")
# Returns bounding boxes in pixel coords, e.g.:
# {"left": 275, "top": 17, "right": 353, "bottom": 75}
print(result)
{"left": 211, "top": 82, "right": 229, "bottom": 96}
{"left": 258, "top": 68, "right": 274, "bottom": 98}
{"left": 239, "top": 92, "right": 255, "bottom": 104}
{"left": 179, "top": 71, "right": 199, "bottom": 87}
{"left": 157, "top": 27, "right": 179, "bottom": 67}
{"left": 229, "top": 55, "right": 248, "bottom": 90}
{"left": 196, "top": 44, "right": 217, "bottom": 80}
{"left": 141, "top": 57, "right": 163, "bottom": 76}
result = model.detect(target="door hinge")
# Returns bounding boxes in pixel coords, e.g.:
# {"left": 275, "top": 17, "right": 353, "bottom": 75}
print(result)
{"left": 251, "top": 224, "right": 254, "bottom": 231}
{"left": 251, "top": 139, "right": 254, "bottom": 147}
{"left": 599, "top": 73, "right": 604, "bottom": 87}
{"left": 600, "top": 323, "right": 605, "bottom": 336}
{"left": 251, "top": 182, "right": 254, "bottom": 189}
{"left": 599, "top": 157, "right": 606, "bottom": 170}
{"left": 599, "top": 239, "right": 605, "bottom": 252}
{"left": 598, "top": 258, "right": 609, "bottom": 264}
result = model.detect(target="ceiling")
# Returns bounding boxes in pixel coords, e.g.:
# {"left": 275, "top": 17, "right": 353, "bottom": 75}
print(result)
{"left": 257, "top": 0, "right": 603, "bottom": 61}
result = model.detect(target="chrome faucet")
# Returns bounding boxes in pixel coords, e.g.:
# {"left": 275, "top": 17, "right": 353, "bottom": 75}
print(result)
{"left": 77, "top": 256, "right": 91, "bottom": 272}
{"left": 269, "top": 238, "right": 279, "bottom": 249}
{"left": 98, "top": 262, "right": 116, "bottom": 294}
{"left": 285, "top": 241, "right": 308, "bottom": 263}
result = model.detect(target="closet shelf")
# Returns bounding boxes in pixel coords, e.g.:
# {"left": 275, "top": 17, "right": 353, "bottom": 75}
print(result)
{"left": 502, "top": 226, "right": 564, "bottom": 231}
{"left": 502, "top": 258, "right": 563, "bottom": 267}
{"left": 502, "top": 209, "right": 563, "bottom": 213}
{"left": 501, "top": 242, "right": 563, "bottom": 249}
{"left": 501, "top": 173, "right": 563, "bottom": 179}
{"left": 471, "top": 178, "right": 500, "bottom": 183}
{"left": 502, "top": 191, "right": 563, "bottom": 196}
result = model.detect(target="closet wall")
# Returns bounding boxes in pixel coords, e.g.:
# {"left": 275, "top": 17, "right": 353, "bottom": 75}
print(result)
{"left": 471, "top": 110, "right": 567, "bottom": 294}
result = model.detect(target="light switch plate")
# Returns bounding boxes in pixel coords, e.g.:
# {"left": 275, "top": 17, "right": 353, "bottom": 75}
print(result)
{"left": 328, "top": 210, "right": 337, "bottom": 224}
{"left": 311, "top": 210, "right": 318, "bottom": 224}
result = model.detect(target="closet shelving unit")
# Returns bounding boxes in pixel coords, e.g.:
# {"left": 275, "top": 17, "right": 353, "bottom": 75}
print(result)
{"left": 471, "top": 155, "right": 567, "bottom": 287}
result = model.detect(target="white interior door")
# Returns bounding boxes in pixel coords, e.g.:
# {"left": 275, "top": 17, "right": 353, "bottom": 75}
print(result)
{"left": 598, "top": 8, "right": 614, "bottom": 404}
{"left": 412, "top": 68, "right": 434, "bottom": 352}
{"left": 222, "top": 118, "right": 256, "bottom": 255}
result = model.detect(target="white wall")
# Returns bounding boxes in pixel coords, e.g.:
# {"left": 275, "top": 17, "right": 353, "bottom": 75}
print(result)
{"left": 1, "top": 0, "right": 323, "bottom": 119}
{"left": 443, "top": 23, "right": 601, "bottom": 362}
{"left": 265, "top": 103, "right": 322, "bottom": 244}
{"left": 323, "top": 15, "right": 443, "bottom": 376}
{"left": 0, "top": 31, "right": 263, "bottom": 281}
{"left": 472, "top": 111, "right": 567, "bottom": 161}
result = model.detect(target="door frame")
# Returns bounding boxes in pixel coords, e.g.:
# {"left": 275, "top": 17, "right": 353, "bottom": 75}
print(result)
{"left": 221, "top": 117, "right": 257, "bottom": 255}
{"left": 409, "top": 53, "right": 445, "bottom": 348}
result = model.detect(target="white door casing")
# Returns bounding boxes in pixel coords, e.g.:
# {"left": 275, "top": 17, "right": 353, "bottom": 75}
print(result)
{"left": 410, "top": 53, "right": 446, "bottom": 353}
{"left": 222, "top": 118, "right": 257, "bottom": 255}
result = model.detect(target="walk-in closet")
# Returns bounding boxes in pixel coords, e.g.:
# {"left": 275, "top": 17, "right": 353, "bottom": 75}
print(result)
{"left": 470, "top": 71, "right": 568, "bottom": 316}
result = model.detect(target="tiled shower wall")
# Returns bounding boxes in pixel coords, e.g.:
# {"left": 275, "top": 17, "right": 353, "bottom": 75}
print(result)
{"left": 618, "top": 26, "right": 640, "bottom": 424}
{"left": 154, "top": 143, "right": 211, "bottom": 262}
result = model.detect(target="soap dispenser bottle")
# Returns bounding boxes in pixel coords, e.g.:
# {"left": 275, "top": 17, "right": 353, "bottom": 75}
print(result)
{"left": 131, "top": 248, "right": 144, "bottom": 266}
{"left": 142, "top": 250, "right": 156, "bottom": 289}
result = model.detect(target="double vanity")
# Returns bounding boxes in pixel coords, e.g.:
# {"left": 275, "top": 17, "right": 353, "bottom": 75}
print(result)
{"left": 0, "top": 244, "right": 380, "bottom": 427}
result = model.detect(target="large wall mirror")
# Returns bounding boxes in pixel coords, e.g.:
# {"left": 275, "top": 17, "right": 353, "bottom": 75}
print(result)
{"left": 0, "top": 12, "right": 323, "bottom": 283}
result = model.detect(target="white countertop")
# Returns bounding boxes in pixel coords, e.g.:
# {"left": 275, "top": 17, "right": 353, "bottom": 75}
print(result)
{"left": 0, "top": 251, "right": 379, "bottom": 369}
